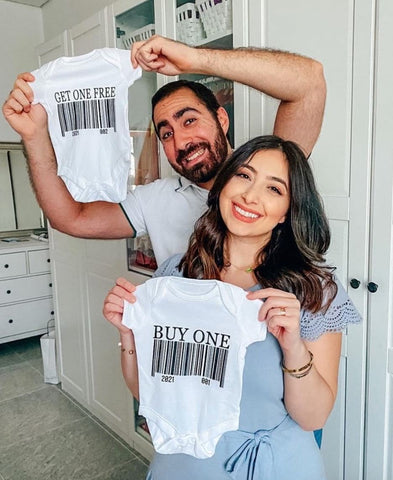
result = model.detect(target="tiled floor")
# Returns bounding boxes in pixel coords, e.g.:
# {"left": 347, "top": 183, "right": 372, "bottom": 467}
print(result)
{"left": 0, "top": 336, "right": 149, "bottom": 480}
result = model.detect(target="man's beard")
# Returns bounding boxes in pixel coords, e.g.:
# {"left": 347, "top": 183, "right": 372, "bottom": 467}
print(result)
{"left": 172, "top": 127, "right": 228, "bottom": 184}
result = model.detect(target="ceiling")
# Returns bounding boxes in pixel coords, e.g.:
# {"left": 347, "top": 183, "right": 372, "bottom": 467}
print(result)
{"left": 5, "top": 0, "right": 48, "bottom": 7}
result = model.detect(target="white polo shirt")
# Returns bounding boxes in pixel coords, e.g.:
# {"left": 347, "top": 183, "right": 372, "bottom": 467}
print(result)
{"left": 120, "top": 176, "right": 209, "bottom": 265}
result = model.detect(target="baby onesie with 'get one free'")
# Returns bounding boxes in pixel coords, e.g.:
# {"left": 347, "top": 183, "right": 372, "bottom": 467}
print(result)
{"left": 31, "top": 48, "right": 142, "bottom": 203}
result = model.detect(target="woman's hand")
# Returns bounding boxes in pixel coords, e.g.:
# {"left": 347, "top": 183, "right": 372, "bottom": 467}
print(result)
{"left": 247, "top": 287, "right": 302, "bottom": 353}
{"left": 103, "top": 277, "right": 137, "bottom": 334}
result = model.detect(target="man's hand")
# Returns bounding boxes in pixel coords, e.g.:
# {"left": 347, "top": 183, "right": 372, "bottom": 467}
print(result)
{"left": 2, "top": 72, "right": 48, "bottom": 139}
{"left": 130, "top": 35, "right": 198, "bottom": 76}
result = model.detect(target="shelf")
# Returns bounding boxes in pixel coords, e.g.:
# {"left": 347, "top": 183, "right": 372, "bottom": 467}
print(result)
{"left": 196, "top": 30, "right": 232, "bottom": 48}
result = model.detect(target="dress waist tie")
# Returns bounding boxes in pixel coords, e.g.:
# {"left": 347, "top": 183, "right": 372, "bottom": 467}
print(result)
{"left": 225, "top": 415, "right": 289, "bottom": 480}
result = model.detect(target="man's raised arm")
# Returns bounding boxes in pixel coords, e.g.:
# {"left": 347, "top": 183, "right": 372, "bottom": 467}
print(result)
{"left": 2, "top": 73, "right": 134, "bottom": 239}
{"left": 132, "top": 35, "right": 326, "bottom": 156}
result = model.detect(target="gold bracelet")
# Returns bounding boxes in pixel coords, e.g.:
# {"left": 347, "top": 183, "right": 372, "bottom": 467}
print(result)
{"left": 281, "top": 350, "right": 313, "bottom": 375}
{"left": 118, "top": 341, "right": 135, "bottom": 355}
{"left": 287, "top": 364, "right": 313, "bottom": 378}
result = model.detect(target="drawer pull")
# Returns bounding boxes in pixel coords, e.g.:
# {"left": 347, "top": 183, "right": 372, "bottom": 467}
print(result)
{"left": 4, "top": 264, "right": 9, "bottom": 268}
{"left": 49, "top": 283, "right": 52, "bottom": 288}
{"left": 47, "top": 259, "right": 51, "bottom": 263}
{"left": 6, "top": 290, "right": 11, "bottom": 294}
{"left": 8, "top": 319, "right": 13, "bottom": 324}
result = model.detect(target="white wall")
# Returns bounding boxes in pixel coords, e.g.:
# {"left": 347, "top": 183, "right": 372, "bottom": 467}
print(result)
{"left": 0, "top": 0, "right": 43, "bottom": 142}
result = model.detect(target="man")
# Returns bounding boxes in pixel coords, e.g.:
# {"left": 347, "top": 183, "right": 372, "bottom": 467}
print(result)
{"left": 2, "top": 35, "right": 326, "bottom": 265}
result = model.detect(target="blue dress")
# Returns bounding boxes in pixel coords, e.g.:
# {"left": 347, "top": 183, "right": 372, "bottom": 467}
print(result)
{"left": 145, "top": 255, "right": 361, "bottom": 480}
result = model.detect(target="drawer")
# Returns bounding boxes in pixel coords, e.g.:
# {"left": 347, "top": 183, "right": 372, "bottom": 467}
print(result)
{"left": 0, "top": 252, "right": 27, "bottom": 278}
{"left": 0, "top": 298, "right": 54, "bottom": 339}
{"left": 28, "top": 249, "right": 51, "bottom": 274}
{"left": 0, "top": 274, "right": 52, "bottom": 304}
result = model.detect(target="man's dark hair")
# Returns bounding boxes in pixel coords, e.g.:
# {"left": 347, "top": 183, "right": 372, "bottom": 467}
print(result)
{"left": 151, "top": 79, "right": 222, "bottom": 135}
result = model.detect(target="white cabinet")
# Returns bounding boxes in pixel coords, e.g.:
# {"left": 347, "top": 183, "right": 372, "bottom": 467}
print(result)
{"left": 0, "top": 239, "right": 53, "bottom": 343}
{"left": 38, "top": 0, "right": 393, "bottom": 476}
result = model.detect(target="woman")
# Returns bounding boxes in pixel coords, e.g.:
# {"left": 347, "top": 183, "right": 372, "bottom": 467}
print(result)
{"left": 103, "top": 135, "right": 361, "bottom": 479}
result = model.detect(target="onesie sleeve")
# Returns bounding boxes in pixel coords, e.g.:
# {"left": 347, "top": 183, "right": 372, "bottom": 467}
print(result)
{"left": 30, "top": 65, "right": 48, "bottom": 106}
{"left": 116, "top": 48, "right": 142, "bottom": 85}
{"left": 237, "top": 294, "right": 267, "bottom": 345}
{"left": 121, "top": 281, "right": 152, "bottom": 333}
{"left": 300, "top": 277, "right": 362, "bottom": 341}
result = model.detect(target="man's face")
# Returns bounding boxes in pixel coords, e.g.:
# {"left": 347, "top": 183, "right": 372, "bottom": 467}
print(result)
{"left": 153, "top": 88, "right": 229, "bottom": 187}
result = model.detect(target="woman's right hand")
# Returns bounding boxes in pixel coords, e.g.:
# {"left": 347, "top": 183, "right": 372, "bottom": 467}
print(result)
{"left": 103, "top": 277, "right": 137, "bottom": 334}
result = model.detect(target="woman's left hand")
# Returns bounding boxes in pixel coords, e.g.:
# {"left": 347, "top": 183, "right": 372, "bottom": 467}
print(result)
{"left": 247, "top": 287, "right": 302, "bottom": 352}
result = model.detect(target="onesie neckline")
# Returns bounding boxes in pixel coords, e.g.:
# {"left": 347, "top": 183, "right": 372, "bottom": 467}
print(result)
{"left": 58, "top": 48, "right": 101, "bottom": 65}
{"left": 165, "top": 277, "right": 220, "bottom": 302}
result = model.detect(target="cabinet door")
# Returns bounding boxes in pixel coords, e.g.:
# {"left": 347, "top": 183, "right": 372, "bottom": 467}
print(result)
{"left": 50, "top": 243, "right": 90, "bottom": 406}
{"left": 70, "top": 8, "right": 109, "bottom": 56}
{"left": 363, "top": 0, "right": 393, "bottom": 477}
{"left": 85, "top": 269, "right": 133, "bottom": 443}
{"left": 36, "top": 31, "right": 69, "bottom": 66}
{"left": 111, "top": 0, "right": 161, "bottom": 277}
{"left": 255, "top": 1, "right": 371, "bottom": 478}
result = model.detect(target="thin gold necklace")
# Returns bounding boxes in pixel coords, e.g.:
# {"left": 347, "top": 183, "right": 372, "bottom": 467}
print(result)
{"left": 224, "top": 262, "right": 256, "bottom": 273}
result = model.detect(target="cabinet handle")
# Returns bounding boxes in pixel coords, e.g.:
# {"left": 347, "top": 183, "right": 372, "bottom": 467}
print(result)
{"left": 47, "top": 258, "right": 50, "bottom": 263}
{"left": 8, "top": 319, "right": 13, "bottom": 324}
{"left": 4, "top": 264, "right": 9, "bottom": 268}
{"left": 49, "top": 283, "right": 52, "bottom": 288}
{"left": 367, "top": 282, "right": 378, "bottom": 293}
{"left": 6, "top": 290, "right": 11, "bottom": 294}
{"left": 350, "top": 279, "right": 361, "bottom": 289}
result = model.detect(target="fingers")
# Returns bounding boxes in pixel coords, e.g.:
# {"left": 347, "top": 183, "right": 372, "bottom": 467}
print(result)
{"left": 115, "top": 277, "right": 137, "bottom": 302}
{"left": 3, "top": 73, "right": 35, "bottom": 116}
{"left": 247, "top": 287, "right": 296, "bottom": 301}
{"left": 130, "top": 36, "right": 165, "bottom": 72}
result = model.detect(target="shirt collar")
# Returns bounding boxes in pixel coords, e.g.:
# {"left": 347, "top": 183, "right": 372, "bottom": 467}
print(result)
{"left": 176, "top": 176, "right": 209, "bottom": 195}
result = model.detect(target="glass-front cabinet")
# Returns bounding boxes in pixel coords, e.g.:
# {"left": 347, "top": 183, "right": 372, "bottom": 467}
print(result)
{"left": 109, "top": 0, "right": 236, "bottom": 280}
{"left": 108, "top": 0, "right": 237, "bottom": 454}
{"left": 112, "top": 1, "right": 160, "bottom": 275}
{"left": 175, "top": 0, "right": 234, "bottom": 143}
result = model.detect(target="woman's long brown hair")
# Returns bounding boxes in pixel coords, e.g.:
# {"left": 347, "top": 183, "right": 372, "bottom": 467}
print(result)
{"left": 179, "top": 135, "right": 337, "bottom": 313}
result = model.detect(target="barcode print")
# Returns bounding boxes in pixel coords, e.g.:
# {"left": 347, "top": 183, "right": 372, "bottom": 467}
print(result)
{"left": 151, "top": 339, "right": 228, "bottom": 388}
{"left": 57, "top": 99, "right": 116, "bottom": 136}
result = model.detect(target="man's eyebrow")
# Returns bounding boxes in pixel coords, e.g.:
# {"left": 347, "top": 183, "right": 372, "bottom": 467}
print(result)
{"left": 156, "top": 107, "right": 202, "bottom": 135}
{"left": 173, "top": 107, "right": 201, "bottom": 119}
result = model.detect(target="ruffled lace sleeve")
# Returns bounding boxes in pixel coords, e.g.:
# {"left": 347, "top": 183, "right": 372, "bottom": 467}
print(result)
{"left": 153, "top": 253, "right": 184, "bottom": 278}
{"left": 300, "top": 277, "right": 362, "bottom": 341}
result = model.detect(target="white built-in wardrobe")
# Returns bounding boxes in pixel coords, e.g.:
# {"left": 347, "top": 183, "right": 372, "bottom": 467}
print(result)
{"left": 34, "top": 1, "right": 393, "bottom": 478}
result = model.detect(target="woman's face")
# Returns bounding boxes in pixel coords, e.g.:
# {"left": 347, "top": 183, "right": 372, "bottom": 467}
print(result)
{"left": 219, "top": 149, "right": 290, "bottom": 246}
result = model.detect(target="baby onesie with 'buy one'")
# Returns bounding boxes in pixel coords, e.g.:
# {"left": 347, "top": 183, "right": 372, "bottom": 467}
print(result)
{"left": 31, "top": 48, "right": 142, "bottom": 203}
{"left": 122, "top": 276, "right": 266, "bottom": 459}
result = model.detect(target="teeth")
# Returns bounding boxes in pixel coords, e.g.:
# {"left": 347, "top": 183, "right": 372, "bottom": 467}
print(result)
{"left": 234, "top": 205, "right": 259, "bottom": 219}
{"left": 186, "top": 149, "right": 204, "bottom": 162}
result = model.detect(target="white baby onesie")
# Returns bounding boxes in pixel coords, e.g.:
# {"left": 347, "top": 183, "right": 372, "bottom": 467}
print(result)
{"left": 31, "top": 48, "right": 142, "bottom": 203}
{"left": 122, "top": 276, "right": 266, "bottom": 459}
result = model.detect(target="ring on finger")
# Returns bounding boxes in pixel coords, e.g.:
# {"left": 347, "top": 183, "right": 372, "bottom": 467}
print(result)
{"left": 278, "top": 307, "right": 286, "bottom": 316}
